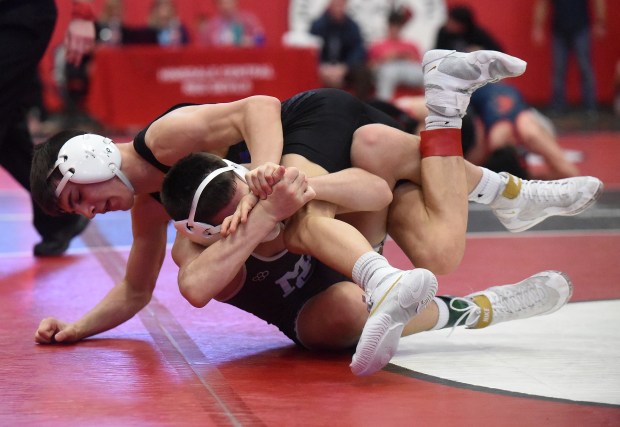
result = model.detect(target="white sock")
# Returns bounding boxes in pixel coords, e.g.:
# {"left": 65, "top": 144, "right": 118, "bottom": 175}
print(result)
{"left": 351, "top": 251, "right": 401, "bottom": 295}
{"left": 468, "top": 167, "right": 503, "bottom": 205}
{"left": 429, "top": 297, "right": 450, "bottom": 330}
{"left": 425, "top": 114, "right": 462, "bottom": 130}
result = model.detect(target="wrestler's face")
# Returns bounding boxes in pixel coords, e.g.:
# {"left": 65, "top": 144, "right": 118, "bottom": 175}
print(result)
{"left": 57, "top": 178, "right": 135, "bottom": 219}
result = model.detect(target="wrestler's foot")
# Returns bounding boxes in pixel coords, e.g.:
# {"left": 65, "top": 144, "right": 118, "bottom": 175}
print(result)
{"left": 491, "top": 173, "right": 604, "bottom": 232}
{"left": 423, "top": 49, "right": 527, "bottom": 120}
{"left": 350, "top": 268, "right": 438, "bottom": 376}
{"left": 449, "top": 270, "right": 572, "bottom": 329}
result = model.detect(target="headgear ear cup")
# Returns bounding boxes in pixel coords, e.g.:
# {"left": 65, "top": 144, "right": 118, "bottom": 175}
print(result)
{"left": 49, "top": 134, "right": 134, "bottom": 197}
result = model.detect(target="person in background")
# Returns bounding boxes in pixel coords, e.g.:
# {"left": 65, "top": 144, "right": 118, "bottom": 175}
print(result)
{"left": 394, "top": 81, "right": 580, "bottom": 179}
{"left": 0, "top": 0, "right": 93, "bottom": 256}
{"left": 56, "top": 0, "right": 127, "bottom": 130}
{"left": 468, "top": 82, "right": 580, "bottom": 179}
{"left": 309, "top": 0, "right": 373, "bottom": 101}
{"left": 147, "top": 0, "right": 190, "bottom": 47}
{"left": 368, "top": 7, "right": 423, "bottom": 102}
{"left": 532, "top": 0, "right": 605, "bottom": 116}
{"left": 435, "top": 5, "right": 503, "bottom": 52}
{"left": 96, "top": 0, "right": 125, "bottom": 46}
{"left": 198, "top": 0, "right": 265, "bottom": 47}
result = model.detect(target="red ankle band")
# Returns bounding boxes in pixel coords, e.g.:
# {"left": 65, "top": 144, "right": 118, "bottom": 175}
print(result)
{"left": 420, "top": 129, "right": 463, "bottom": 158}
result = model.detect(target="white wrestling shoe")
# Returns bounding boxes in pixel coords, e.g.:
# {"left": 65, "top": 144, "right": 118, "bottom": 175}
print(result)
{"left": 350, "top": 268, "right": 438, "bottom": 376}
{"left": 450, "top": 271, "right": 572, "bottom": 329}
{"left": 491, "top": 173, "right": 604, "bottom": 232}
{"left": 422, "top": 49, "right": 527, "bottom": 119}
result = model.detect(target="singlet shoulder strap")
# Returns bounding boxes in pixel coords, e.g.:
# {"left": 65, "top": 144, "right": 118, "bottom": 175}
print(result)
{"left": 133, "top": 129, "right": 170, "bottom": 173}
{"left": 132, "top": 103, "right": 198, "bottom": 173}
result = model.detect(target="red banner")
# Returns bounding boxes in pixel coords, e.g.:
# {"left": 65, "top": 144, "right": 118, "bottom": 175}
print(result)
{"left": 87, "top": 46, "right": 321, "bottom": 129}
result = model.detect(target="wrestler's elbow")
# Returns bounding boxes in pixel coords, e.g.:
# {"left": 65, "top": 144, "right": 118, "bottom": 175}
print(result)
{"left": 247, "top": 95, "right": 281, "bottom": 114}
{"left": 178, "top": 271, "right": 211, "bottom": 308}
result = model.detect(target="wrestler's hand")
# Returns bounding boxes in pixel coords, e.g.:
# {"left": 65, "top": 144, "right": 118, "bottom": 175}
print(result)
{"left": 246, "top": 162, "right": 282, "bottom": 200}
{"left": 64, "top": 19, "right": 96, "bottom": 66}
{"left": 35, "top": 317, "right": 80, "bottom": 344}
{"left": 257, "top": 166, "right": 316, "bottom": 222}
{"left": 220, "top": 192, "right": 259, "bottom": 236}
{"left": 222, "top": 165, "right": 287, "bottom": 235}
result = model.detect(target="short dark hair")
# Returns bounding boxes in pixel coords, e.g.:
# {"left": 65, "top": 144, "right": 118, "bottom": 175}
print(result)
{"left": 161, "top": 152, "right": 238, "bottom": 224}
{"left": 31, "top": 129, "right": 88, "bottom": 215}
{"left": 388, "top": 7, "right": 412, "bottom": 27}
{"left": 449, "top": 5, "right": 474, "bottom": 29}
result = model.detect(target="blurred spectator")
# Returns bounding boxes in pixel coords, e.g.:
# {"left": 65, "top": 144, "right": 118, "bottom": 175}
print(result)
{"left": 198, "top": 0, "right": 265, "bottom": 47}
{"left": 532, "top": 0, "right": 605, "bottom": 115}
{"left": 96, "top": 0, "right": 125, "bottom": 45}
{"left": 147, "top": 0, "right": 189, "bottom": 47}
{"left": 396, "top": 0, "right": 447, "bottom": 54}
{"left": 54, "top": 0, "right": 131, "bottom": 129}
{"left": 310, "top": 0, "right": 372, "bottom": 100}
{"left": 469, "top": 83, "right": 579, "bottom": 179}
{"left": 368, "top": 7, "right": 423, "bottom": 102}
{"left": 395, "top": 82, "right": 580, "bottom": 179}
{"left": 435, "top": 5, "right": 503, "bottom": 52}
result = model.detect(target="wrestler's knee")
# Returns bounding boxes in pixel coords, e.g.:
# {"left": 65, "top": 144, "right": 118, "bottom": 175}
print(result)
{"left": 414, "top": 235, "right": 465, "bottom": 275}
{"left": 393, "top": 228, "right": 465, "bottom": 275}
{"left": 351, "top": 125, "right": 388, "bottom": 167}
{"left": 296, "top": 284, "right": 366, "bottom": 350}
{"left": 353, "top": 124, "right": 384, "bottom": 148}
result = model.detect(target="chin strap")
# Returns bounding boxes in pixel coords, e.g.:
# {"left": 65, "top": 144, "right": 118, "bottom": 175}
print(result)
{"left": 110, "top": 164, "right": 135, "bottom": 194}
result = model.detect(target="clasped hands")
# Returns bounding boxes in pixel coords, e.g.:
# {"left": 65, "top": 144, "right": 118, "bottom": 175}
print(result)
{"left": 220, "top": 163, "right": 316, "bottom": 236}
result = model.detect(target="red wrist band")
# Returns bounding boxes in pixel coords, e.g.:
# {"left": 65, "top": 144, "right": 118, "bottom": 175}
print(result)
{"left": 72, "top": 2, "right": 95, "bottom": 21}
{"left": 419, "top": 129, "right": 463, "bottom": 158}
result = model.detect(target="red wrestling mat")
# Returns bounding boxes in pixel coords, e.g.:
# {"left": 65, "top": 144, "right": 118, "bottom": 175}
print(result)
{"left": 1, "top": 131, "right": 618, "bottom": 425}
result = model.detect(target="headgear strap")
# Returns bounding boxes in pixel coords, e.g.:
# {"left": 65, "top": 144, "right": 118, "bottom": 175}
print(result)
{"left": 174, "top": 160, "right": 248, "bottom": 244}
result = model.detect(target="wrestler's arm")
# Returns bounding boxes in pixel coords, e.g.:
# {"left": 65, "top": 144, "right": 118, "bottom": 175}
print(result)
{"left": 175, "top": 167, "right": 315, "bottom": 307}
{"left": 35, "top": 195, "right": 169, "bottom": 344}
{"left": 223, "top": 166, "right": 392, "bottom": 235}
{"left": 145, "top": 97, "right": 283, "bottom": 198}
{"left": 309, "top": 168, "right": 393, "bottom": 213}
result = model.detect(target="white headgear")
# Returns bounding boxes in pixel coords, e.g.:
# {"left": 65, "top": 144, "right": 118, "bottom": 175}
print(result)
{"left": 173, "top": 159, "right": 249, "bottom": 245}
{"left": 47, "top": 133, "right": 135, "bottom": 197}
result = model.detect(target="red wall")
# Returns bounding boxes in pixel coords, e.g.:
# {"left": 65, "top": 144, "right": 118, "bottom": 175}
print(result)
{"left": 41, "top": 0, "right": 619, "bottom": 113}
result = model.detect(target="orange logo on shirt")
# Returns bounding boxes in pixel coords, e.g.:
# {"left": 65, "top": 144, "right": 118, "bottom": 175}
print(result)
{"left": 495, "top": 95, "right": 515, "bottom": 114}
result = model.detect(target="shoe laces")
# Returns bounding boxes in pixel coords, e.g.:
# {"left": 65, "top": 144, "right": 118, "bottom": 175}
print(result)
{"left": 447, "top": 297, "right": 477, "bottom": 336}
{"left": 520, "top": 179, "right": 573, "bottom": 205}
{"left": 481, "top": 283, "right": 548, "bottom": 319}
{"left": 448, "top": 283, "right": 548, "bottom": 335}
